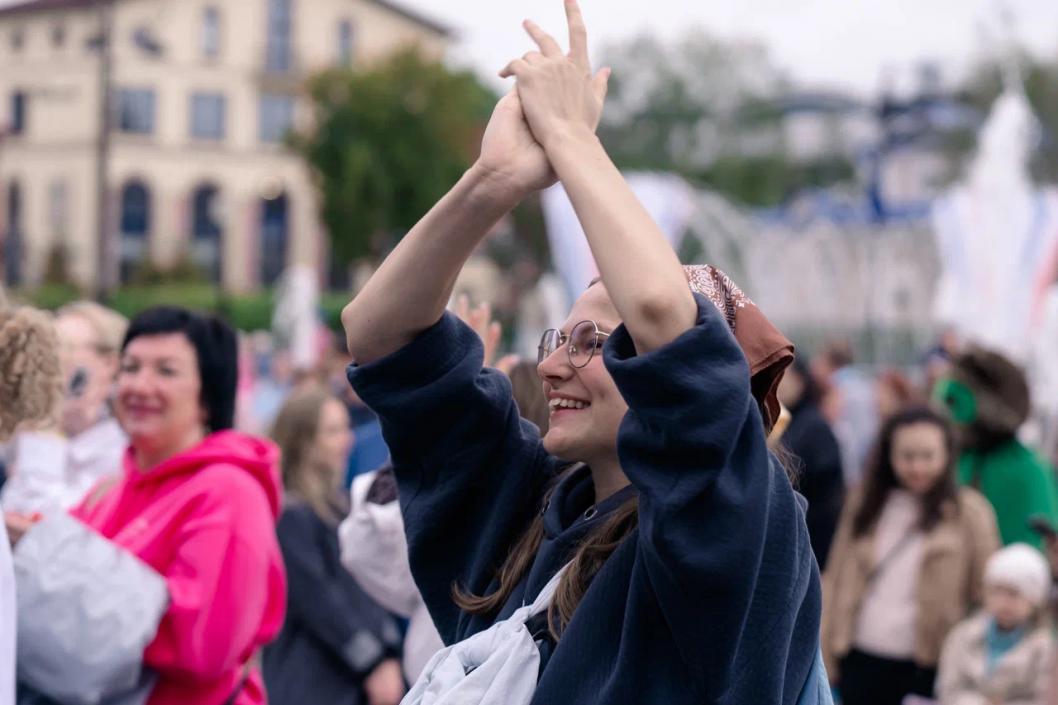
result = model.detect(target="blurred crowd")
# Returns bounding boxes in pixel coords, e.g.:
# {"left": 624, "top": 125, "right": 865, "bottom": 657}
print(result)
{"left": 0, "top": 289, "right": 558, "bottom": 705}
{"left": 2, "top": 242, "right": 1045, "bottom": 699}
{"left": 0, "top": 286, "right": 1056, "bottom": 705}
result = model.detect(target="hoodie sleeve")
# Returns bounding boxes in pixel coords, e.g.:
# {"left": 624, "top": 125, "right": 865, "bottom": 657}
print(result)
{"left": 142, "top": 465, "right": 286, "bottom": 681}
{"left": 0, "top": 431, "right": 70, "bottom": 514}
{"left": 347, "top": 312, "right": 558, "bottom": 643}
{"left": 278, "top": 505, "right": 401, "bottom": 677}
{"left": 603, "top": 293, "right": 821, "bottom": 703}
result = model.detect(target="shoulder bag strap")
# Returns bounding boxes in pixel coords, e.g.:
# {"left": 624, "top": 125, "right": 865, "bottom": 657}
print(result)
{"left": 865, "top": 529, "right": 919, "bottom": 586}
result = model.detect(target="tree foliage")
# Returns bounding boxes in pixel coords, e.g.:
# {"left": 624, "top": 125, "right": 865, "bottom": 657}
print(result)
{"left": 597, "top": 30, "right": 856, "bottom": 206}
{"left": 295, "top": 48, "right": 496, "bottom": 264}
{"left": 598, "top": 30, "right": 787, "bottom": 174}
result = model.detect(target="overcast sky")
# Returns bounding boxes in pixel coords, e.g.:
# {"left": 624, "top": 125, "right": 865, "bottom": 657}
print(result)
{"left": 3, "top": 0, "right": 1057, "bottom": 96}
{"left": 402, "top": 0, "right": 1058, "bottom": 96}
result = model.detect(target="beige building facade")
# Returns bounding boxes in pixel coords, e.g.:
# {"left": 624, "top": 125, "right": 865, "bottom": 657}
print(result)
{"left": 0, "top": 0, "right": 448, "bottom": 292}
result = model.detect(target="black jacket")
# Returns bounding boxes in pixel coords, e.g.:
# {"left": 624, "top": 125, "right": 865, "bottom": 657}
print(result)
{"left": 784, "top": 399, "right": 845, "bottom": 569}
{"left": 263, "top": 501, "right": 402, "bottom": 705}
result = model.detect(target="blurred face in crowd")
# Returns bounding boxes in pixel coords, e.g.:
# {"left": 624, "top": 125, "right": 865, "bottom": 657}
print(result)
{"left": 986, "top": 583, "right": 1036, "bottom": 631}
{"left": 875, "top": 378, "right": 902, "bottom": 420}
{"left": 309, "top": 398, "right": 354, "bottom": 486}
{"left": 890, "top": 421, "right": 949, "bottom": 495}
{"left": 1045, "top": 537, "right": 1058, "bottom": 582}
{"left": 270, "top": 351, "right": 294, "bottom": 385}
{"left": 777, "top": 366, "right": 805, "bottom": 409}
{"left": 56, "top": 312, "right": 119, "bottom": 432}
{"left": 116, "top": 333, "right": 206, "bottom": 463}
{"left": 537, "top": 283, "right": 627, "bottom": 466}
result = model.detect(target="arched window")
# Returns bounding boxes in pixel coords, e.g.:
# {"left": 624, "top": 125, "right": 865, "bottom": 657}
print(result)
{"left": 119, "top": 180, "right": 151, "bottom": 283}
{"left": 260, "top": 192, "right": 288, "bottom": 286}
{"left": 4, "top": 181, "right": 23, "bottom": 286}
{"left": 191, "top": 183, "right": 223, "bottom": 284}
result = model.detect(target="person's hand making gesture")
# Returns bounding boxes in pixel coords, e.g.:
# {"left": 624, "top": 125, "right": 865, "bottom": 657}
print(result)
{"left": 475, "top": 89, "right": 556, "bottom": 198}
{"left": 499, "top": 0, "right": 697, "bottom": 354}
{"left": 452, "top": 295, "right": 521, "bottom": 376}
{"left": 499, "top": 0, "right": 610, "bottom": 155}
{"left": 340, "top": 1, "right": 620, "bottom": 365}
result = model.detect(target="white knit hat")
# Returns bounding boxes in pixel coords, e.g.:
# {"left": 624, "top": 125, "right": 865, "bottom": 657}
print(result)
{"left": 984, "top": 543, "right": 1052, "bottom": 607}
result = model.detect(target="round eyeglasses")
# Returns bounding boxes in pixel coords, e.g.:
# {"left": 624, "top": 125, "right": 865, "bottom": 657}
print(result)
{"left": 537, "top": 320, "right": 611, "bottom": 368}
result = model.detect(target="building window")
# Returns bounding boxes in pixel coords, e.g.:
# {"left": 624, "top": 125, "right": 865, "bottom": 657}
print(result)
{"left": 51, "top": 24, "right": 65, "bottom": 48}
{"left": 48, "top": 179, "right": 69, "bottom": 240}
{"left": 10, "top": 91, "right": 26, "bottom": 135}
{"left": 116, "top": 88, "right": 155, "bottom": 135}
{"left": 201, "top": 7, "right": 220, "bottom": 59}
{"left": 260, "top": 192, "right": 288, "bottom": 285}
{"left": 4, "top": 181, "right": 23, "bottom": 286}
{"left": 119, "top": 180, "right": 151, "bottom": 283}
{"left": 259, "top": 94, "right": 295, "bottom": 143}
{"left": 191, "top": 184, "right": 223, "bottom": 283}
{"left": 190, "top": 92, "right": 226, "bottom": 140}
{"left": 265, "top": 0, "right": 292, "bottom": 73}
{"left": 337, "top": 19, "right": 354, "bottom": 65}
{"left": 10, "top": 28, "right": 24, "bottom": 53}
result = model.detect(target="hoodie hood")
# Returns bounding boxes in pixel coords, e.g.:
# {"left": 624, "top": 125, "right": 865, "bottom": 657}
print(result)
{"left": 123, "top": 430, "right": 282, "bottom": 518}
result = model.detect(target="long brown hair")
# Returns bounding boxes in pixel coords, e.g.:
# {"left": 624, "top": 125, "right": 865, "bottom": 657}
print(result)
{"left": 454, "top": 273, "right": 792, "bottom": 639}
{"left": 272, "top": 386, "right": 347, "bottom": 525}
{"left": 852, "top": 406, "right": 959, "bottom": 537}
{"left": 452, "top": 464, "right": 639, "bottom": 640}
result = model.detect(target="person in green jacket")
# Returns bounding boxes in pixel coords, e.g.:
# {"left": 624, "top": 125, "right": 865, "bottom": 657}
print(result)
{"left": 935, "top": 345, "right": 1058, "bottom": 549}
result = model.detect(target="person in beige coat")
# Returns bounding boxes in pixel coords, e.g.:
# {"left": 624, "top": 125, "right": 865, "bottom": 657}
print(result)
{"left": 937, "top": 543, "right": 1054, "bottom": 705}
{"left": 822, "top": 406, "right": 1001, "bottom": 704}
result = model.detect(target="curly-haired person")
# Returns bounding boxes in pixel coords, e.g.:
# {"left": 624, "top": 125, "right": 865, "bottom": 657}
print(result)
{"left": 0, "top": 296, "right": 64, "bottom": 705}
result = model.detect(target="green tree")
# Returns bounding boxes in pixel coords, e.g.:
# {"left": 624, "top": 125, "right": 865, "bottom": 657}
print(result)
{"left": 597, "top": 30, "right": 857, "bottom": 206}
{"left": 598, "top": 30, "right": 787, "bottom": 173}
{"left": 295, "top": 48, "right": 496, "bottom": 264}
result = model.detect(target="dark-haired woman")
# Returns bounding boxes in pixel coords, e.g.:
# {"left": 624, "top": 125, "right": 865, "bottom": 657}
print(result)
{"left": 822, "top": 407, "right": 1000, "bottom": 704}
{"left": 10, "top": 306, "right": 287, "bottom": 705}
{"left": 339, "top": 3, "right": 828, "bottom": 703}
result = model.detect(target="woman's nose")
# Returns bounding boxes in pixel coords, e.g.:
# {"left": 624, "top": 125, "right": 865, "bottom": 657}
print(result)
{"left": 119, "top": 368, "right": 152, "bottom": 393}
{"left": 537, "top": 346, "right": 572, "bottom": 382}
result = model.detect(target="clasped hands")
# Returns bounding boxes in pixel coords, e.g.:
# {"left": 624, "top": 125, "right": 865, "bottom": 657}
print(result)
{"left": 475, "top": 0, "right": 610, "bottom": 198}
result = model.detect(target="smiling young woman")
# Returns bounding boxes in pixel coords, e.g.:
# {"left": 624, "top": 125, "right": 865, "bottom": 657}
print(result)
{"left": 822, "top": 407, "right": 1001, "bottom": 704}
{"left": 340, "top": 3, "right": 829, "bottom": 704}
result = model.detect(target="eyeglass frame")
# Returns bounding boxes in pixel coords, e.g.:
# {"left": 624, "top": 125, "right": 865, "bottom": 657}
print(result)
{"left": 537, "top": 320, "right": 612, "bottom": 369}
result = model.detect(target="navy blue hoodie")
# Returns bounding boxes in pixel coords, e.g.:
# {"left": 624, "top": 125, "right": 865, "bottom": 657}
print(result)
{"left": 347, "top": 294, "right": 822, "bottom": 704}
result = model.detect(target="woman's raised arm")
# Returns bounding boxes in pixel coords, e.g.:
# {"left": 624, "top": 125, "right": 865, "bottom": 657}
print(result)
{"left": 342, "top": 91, "right": 553, "bottom": 365}
{"left": 500, "top": 1, "right": 698, "bottom": 355}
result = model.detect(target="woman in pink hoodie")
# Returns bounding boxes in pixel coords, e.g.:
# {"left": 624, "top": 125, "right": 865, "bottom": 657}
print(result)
{"left": 10, "top": 306, "right": 287, "bottom": 705}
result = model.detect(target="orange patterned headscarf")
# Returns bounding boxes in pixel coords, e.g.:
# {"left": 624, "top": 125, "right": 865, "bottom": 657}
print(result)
{"left": 685, "top": 265, "right": 794, "bottom": 433}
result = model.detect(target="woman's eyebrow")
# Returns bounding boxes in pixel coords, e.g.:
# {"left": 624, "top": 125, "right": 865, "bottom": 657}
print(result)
{"left": 123, "top": 355, "right": 183, "bottom": 365}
